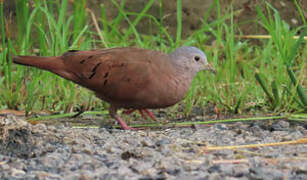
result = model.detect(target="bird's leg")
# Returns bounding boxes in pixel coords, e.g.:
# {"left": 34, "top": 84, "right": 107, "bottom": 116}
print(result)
{"left": 123, "top": 109, "right": 147, "bottom": 119}
{"left": 123, "top": 109, "right": 156, "bottom": 121}
{"left": 109, "top": 105, "right": 134, "bottom": 130}
{"left": 137, "top": 110, "right": 147, "bottom": 119}
{"left": 122, "top": 109, "right": 136, "bottom": 114}
{"left": 143, "top": 109, "right": 156, "bottom": 121}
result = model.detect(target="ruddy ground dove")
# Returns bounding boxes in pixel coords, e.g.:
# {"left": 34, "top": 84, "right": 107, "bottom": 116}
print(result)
{"left": 13, "top": 47, "right": 215, "bottom": 130}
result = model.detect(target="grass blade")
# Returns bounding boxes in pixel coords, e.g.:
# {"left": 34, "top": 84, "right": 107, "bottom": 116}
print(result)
{"left": 0, "top": 1, "right": 6, "bottom": 67}
{"left": 176, "top": 0, "right": 182, "bottom": 46}
{"left": 123, "top": 0, "right": 155, "bottom": 41}
{"left": 110, "top": 0, "right": 143, "bottom": 46}
{"left": 287, "top": 67, "right": 307, "bottom": 106}
{"left": 255, "top": 72, "right": 274, "bottom": 104}
{"left": 287, "top": 26, "right": 307, "bottom": 66}
{"left": 271, "top": 80, "right": 280, "bottom": 108}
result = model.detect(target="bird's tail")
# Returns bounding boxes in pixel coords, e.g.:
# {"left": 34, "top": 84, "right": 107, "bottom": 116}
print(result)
{"left": 12, "top": 56, "right": 74, "bottom": 81}
{"left": 13, "top": 56, "right": 64, "bottom": 71}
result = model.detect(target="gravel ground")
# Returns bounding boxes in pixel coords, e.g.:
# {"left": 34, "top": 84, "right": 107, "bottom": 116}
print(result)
{"left": 0, "top": 114, "right": 306, "bottom": 180}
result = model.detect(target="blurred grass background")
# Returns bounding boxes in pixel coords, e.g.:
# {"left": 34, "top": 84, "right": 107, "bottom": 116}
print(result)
{"left": 0, "top": 0, "right": 306, "bottom": 118}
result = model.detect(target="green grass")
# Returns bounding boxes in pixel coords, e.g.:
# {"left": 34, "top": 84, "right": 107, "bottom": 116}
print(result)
{"left": 0, "top": 0, "right": 306, "bottom": 118}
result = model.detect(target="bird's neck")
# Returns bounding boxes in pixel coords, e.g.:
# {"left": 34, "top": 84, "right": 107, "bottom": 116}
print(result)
{"left": 170, "top": 64, "right": 197, "bottom": 99}
{"left": 170, "top": 57, "right": 197, "bottom": 83}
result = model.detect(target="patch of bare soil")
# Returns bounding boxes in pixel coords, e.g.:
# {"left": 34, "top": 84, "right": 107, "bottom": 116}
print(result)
{"left": 0, "top": 114, "right": 306, "bottom": 179}
{"left": 3, "top": 0, "right": 306, "bottom": 41}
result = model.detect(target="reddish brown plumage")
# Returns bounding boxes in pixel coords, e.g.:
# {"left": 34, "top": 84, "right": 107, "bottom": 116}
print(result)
{"left": 13, "top": 47, "right": 213, "bottom": 130}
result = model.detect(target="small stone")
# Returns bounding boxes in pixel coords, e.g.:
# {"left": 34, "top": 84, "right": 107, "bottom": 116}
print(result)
{"left": 157, "top": 145, "right": 171, "bottom": 155}
{"left": 34, "top": 171, "right": 63, "bottom": 179}
{"left": 129, "top": 161, "right": 154, "bottom": 174}
{"left": 216, "top": 124, "right": 228, "bottom": 130}
{"left": 34, "top": 123, "right": 47, "bottom": 131}
{"left": 295, "top": 126, "right": 306, "bottom": 135}
{"left": 272, "top": 120, "right": 290, "bottom": 130}
{"left": 280, "top": 1, "right": 286, "bottom": 7}
{"left": 195, "top": 116, "right": 203, "bottom": 120}
{"left": 233, "top": 164, "right": 250, "bottom": 177}
{"left": 250, "top": 167, "right": 284, "bottom": 180}
{"left": 219, "top": 164, "right": 233, "bottom": 175}
{"left": 141, "top": 139, "right": 155, "bottom": 147}
{"left": 0, "top": 163, "right": 10, "bottom": 171}
{"left": 11, "top": 168, "right": 26, "bottom": 178}
{"left": 208, "top": 165, "right": 221, "bottom": 173}
{"left": 82, "top": 147, "right": 94, "bottom": 155}
{"left": 105, "top": 146, "right": 119, "bottom": 154}
{"left": 155, "top": 139, "right": 170, "bottom": 147}
{"left": 291, "top": 18, "right": 298, "bottom": 25}
{"left": 209, "top": 172, "right": 222, "bottom": 180}
{"left": 63, "top": 137, "right": 77, "bottom": 145}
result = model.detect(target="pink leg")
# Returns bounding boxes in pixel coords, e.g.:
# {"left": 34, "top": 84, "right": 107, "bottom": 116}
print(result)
{"left": 123, "top": 109, "right": 136, "bottom": 114}
{"left": 137, "top": 110, "right": 147, "bottom": 119}
{"left": 143, "top": 109, "right": 156, "bottom": 121}
{"left": 115, "top": 116, "right": 135, "bottom": 130}
{"left": 214, "top": 105, "right": 220, "bottom": 119}
{"left": 110, "top": 105, "right": 135, "bottom": 130}
{"left": 122, "top": 108, "right": 156, "bottom": 121}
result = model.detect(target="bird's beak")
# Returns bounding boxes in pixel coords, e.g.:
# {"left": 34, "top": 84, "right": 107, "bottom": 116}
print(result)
{"left": 203, "top": 62, "right": 216, "bottom": 74}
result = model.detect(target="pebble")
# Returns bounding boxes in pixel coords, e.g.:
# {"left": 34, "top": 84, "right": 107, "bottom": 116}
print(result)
{"left": 0, "top": 117, "right": 305, "bottom": 179}
{"left": 272, "top": 120, "right": 290, "bottom": 130}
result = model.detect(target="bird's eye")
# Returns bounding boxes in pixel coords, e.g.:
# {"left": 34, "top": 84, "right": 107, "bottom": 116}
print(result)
{"left": 194, "top": 56, "right": 200, "bottom": 61}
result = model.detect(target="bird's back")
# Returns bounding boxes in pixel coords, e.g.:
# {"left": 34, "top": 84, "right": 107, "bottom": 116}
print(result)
{"left": 14, "top": 48, "right": 187, "bottom": 109}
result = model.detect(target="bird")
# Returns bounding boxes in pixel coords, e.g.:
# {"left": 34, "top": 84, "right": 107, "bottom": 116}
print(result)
{"left": 13, "top": 47, "right": 215, "bottom": 130}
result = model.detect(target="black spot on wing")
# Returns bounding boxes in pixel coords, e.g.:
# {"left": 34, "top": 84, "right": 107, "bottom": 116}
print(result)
{"left": 92, "top": 63, "right": 101, "bottom": 72}
{"left": 80, "top": 55, "right": 94, "bottom": 64}
{"left": 89, "top": 72, "right": 96, "bottom": 79}
{"left": 104, "top": 79, "right": 108, "bottom": 86}
{"left": 88, "top": 63, "right": 101, "bottom": 79}
{"left": 104, "top": 72, "right": 109, "bottom": 78}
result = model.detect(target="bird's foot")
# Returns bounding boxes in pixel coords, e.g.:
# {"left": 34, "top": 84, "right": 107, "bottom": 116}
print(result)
{"left": 115, "top": 116, "right": 136, "bottom": 130}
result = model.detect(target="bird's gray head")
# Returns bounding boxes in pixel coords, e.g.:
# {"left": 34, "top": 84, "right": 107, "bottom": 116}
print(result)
{"left": 169, "top": 46, "right": 215, "bottom": 75}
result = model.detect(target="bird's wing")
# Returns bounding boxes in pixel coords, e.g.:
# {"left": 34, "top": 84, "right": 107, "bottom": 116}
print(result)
{"left": 61, "top": 48, "right": 172, "bottom": 108}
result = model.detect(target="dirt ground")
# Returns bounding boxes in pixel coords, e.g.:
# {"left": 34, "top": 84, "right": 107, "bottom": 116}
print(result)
{"left": 0, "top": 114, "right": 306, "bottom": 179}
{"left": 88, "top": 0, "right": 306, "bottom": 37}
{"left": 3, "top": 0, "right": 307, "bottom": 39}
